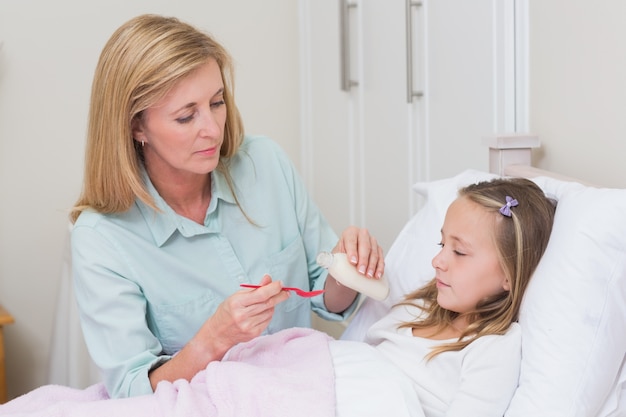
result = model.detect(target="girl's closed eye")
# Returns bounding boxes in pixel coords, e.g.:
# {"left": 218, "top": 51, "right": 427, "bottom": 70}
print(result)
{"left": 438, "top": 241, "right": 466, "bottom": 256}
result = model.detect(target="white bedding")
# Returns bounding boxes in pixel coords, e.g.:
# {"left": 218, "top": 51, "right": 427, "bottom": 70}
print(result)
{"left": 330, "top": 340, "right": 426, "bottom": 417}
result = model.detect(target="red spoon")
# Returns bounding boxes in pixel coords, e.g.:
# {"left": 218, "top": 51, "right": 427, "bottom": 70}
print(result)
{"left": 240, "top": 284, "right": 325, "bottom": 298}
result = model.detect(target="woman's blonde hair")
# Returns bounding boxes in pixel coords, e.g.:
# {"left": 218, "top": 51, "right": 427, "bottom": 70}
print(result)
{"left": 70, "top": 14, "right": 244, "bottom": 222}
{"left": 399, "top": 178, "right": 556, "bottom": 359}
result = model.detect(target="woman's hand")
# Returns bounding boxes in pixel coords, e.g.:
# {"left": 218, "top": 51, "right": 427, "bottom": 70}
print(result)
{"left": 149, "top": 274, "right": 288, "bottom": 389}
{"left": 334, "top": 226, "right": 385, "bottom": 279}
{"left": 203, "top": 274, "right": 289, "bottom": 357}
{"left": 323, "top": 226, "right": 385, "bottom": 313}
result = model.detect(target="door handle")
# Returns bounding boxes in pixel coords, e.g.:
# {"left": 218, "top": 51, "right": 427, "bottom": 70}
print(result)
{"left": 340, "top": 0, "right": 359, "bottom": 91}
{"left": 406, "top": 0, "right": 424, "bottom": 102}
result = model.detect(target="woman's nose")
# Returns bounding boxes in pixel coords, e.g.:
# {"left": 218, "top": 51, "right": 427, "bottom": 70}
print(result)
{"left": 199, "top": 109, "right": 221, "bottom": 137}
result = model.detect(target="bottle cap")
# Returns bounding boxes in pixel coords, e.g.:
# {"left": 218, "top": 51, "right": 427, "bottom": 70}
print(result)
{"left": 316, "top": 251, "right": 334, "bottom": 268}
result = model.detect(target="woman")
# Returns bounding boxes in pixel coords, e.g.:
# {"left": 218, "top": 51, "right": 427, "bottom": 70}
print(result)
{"left": 69, "top": 14, "right": 384, "bottom": 398}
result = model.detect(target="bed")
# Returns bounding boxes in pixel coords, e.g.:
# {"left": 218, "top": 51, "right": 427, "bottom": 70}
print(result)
{"left": 37, "top": 138, "right": 626, "bottom": 417}
{"left": 341, "top": 137, "right": 626, "bottom": 416}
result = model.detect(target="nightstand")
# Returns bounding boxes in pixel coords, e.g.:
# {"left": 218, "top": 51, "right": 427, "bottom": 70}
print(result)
{"left": 0, "top": 305, "right": 14, "bottom": 404}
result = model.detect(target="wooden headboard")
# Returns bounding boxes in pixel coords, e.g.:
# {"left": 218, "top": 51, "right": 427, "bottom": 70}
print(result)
{"left": 484, "top": 134, "right": 596, "bottom": 186}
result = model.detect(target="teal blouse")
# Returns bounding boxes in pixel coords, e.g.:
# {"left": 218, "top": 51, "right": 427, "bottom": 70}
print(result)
{"left": 72, "top": 136, "right": 356, "bottom": 398}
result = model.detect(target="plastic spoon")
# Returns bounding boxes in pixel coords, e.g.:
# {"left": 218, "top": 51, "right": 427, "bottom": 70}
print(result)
{"left": 239, "top": 284, "right": 325, "bottom": 298}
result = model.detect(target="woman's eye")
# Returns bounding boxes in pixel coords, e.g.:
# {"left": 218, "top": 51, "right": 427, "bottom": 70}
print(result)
{"left": 211, "top": 100, "right": 225, "bottom": 109}
{"left": 176, "top": 114, "right": 194, "bottom": 124}
{"left": 436, "top": 242, "right": 444, "bottom": 248}
{"left": 453, "top": 250, "right": 466, "bottom": 256}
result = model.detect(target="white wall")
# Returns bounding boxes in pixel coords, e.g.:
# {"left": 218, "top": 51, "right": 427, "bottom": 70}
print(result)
{"left": 0, "top": 0, "right": 299, "bottom": 399}
{"left": 529, "top": 1, "right": 626, "bottom": 188}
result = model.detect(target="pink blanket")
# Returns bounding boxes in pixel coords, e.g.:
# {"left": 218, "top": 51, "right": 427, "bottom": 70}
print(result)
{"left": 0, "top": 328, "right": 335, "bottom": 417}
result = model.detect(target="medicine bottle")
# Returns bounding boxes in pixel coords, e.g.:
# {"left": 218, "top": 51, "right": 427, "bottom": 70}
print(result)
{"left": 316, "top": 251, "right": 389, "bottom": 301}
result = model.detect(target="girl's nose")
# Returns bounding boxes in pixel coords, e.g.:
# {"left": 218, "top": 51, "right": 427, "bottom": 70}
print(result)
{"left": 431, "top": 250, "right": 446, "bottom": 271}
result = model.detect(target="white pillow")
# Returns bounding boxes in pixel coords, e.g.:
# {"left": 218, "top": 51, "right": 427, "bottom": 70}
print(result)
{"left": 341, "top": 169, "right": 626, "bottom": 417}
{"left": 505, "top": 176, "right": 626, "bottom": 417}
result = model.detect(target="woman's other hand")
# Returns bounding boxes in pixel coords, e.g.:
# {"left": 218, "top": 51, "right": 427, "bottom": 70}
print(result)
{"left": 323, "top": 227, "right": 385, "bottom": 313}
{"left": 334, "top": 226, "right": 385, "bottom": 280}
{"left": 203, "top": 274, "right": 289, "bottom": 358}
{"left": 149, "top": 274, "right": 288, "bottom": 389}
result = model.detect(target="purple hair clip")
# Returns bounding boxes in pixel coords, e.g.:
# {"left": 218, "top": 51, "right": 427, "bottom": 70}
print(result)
{"left": 499, "top": 196, "right": 518, "bottom": 217}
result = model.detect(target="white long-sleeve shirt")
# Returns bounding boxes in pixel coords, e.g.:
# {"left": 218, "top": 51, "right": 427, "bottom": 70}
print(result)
{"left": 363, "top": 305, "right": 522, "bottom": 417}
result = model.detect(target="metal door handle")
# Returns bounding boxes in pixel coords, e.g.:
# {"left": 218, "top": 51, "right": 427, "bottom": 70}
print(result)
{"left": 340, "top": 0, "right": 358, "bottom": 91}
{"left": 406, "top": 0, "right": 423, "bottom": 102}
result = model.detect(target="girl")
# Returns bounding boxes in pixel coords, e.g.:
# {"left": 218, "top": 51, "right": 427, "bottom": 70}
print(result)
{"left": 332, "top": 177, "right": 557, "bottom": 417}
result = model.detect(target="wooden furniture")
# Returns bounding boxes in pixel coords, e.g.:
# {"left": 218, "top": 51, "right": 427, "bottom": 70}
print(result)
{"left": 0, "top": 305, "right": 14, "bottom": 404}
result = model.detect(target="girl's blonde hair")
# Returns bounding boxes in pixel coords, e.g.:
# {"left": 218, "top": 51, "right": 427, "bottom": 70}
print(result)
{"left": 399, "top": 178, "right": 556, "bottom": 359}
{"left": 70, "top": 14, "right": 244, "bottom": 222}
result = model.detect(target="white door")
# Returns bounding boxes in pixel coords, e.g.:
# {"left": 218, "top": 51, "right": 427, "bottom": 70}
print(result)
{"left": 300, "top": 0, "right": 518, "bottom": 252}
{"left": 360, "top": 0, "right": 425, "bottom": 250}
{"left": 300, "top": 0, "right": 358, "bottom": 235}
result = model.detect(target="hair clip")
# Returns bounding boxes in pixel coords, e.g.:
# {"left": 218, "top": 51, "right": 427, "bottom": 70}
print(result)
{"left": 499, "top": 196, "right": 518, "bottom": 217}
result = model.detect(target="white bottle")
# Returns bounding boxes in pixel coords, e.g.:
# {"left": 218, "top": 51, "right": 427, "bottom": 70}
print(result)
{"left": 316, "top": 251, "right": 389, "bottom": 301}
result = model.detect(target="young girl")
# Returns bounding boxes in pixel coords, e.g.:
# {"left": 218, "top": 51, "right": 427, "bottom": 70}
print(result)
{"left": 331, "top": 177, "right": 557, "bottom": 417}
{"left": 0, "top": 178, "right": 556, "bottom": 417}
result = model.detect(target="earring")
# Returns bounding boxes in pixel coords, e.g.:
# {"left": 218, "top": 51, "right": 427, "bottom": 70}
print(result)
{"left": 141, "top": 140, "right": 145, "bottom": 147}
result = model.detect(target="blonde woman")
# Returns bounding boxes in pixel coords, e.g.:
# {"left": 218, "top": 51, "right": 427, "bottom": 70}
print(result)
{"left": 70, "top": 14, "right": 384, "bottom": 399}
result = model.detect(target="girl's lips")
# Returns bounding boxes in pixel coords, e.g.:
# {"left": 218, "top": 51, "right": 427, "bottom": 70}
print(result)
{"left": 436, "top": 279, "right": 450, "bottom": 288}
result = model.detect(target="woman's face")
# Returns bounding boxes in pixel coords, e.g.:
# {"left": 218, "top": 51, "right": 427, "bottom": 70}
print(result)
{"left": 133, "top": 59, "right": 227, "bottom": 180}
{"left": 431, "top": 196, "right": 510, "bottom": 315}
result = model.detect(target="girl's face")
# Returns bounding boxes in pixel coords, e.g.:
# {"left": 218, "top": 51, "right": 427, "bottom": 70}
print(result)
{"left": 432, "top": 196, "right": 510, "bottom": 315}
{"left": 133, "top": 59, "right": 227, "bottom": 180}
